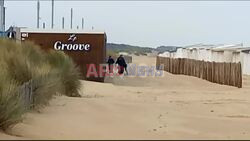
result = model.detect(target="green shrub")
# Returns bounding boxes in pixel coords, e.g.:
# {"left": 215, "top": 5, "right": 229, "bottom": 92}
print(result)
{"left": 0, "top": 39, "right": 82, "bottom": 130}
{"left": 31, "top": 64, "right": 63, "bottom": 108}
{"left": 4, "top": 53, "right": 32, "bottom": 84}
{"left": 47, "top": 51, "right": 81, "bottom": 97}
{"left": 0, "top": 69, "right": 25, "bottom": 131}
{"left": 60, "top": 60, "right": 81, "bottom": 97}
{"left": 32, "top": 72, "right": 62, "bottom": 108}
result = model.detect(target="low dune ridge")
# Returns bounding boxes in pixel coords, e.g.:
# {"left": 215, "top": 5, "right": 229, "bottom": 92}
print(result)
{"left": 1, "top": 56, "right": 250, "bottom": 140}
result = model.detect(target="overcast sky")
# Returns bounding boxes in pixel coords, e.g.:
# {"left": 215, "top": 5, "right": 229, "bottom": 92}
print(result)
{"left": 4, "top": 1, "right": 250, "bottom": 48}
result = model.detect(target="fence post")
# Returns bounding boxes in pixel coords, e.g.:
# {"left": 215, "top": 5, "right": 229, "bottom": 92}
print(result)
{"left": 238, "top": 62, "right": 242, "bottom": 88}
{"left": 156, "top": 56, "right": 160, "bottom": 70}
{"left": 167, "top": 58, "right": 170, "bottom": 72}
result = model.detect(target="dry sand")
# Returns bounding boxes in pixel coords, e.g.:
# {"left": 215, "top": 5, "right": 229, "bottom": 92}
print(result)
{"left": 1, "top": 55, "right": 250, "bottom": 140}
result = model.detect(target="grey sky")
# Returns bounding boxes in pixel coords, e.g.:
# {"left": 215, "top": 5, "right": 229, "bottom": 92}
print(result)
{"left": 5, "top": 1, "right": 250, "bottom": 47}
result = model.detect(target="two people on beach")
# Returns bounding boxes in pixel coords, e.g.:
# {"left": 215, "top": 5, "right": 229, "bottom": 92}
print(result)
{"left": 107, "top": 55, "right": 128, "bottom": 75}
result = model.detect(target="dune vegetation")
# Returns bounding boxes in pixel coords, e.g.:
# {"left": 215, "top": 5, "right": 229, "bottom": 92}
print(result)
{"left": 0, "top": 39, "right": 81, "bottom": 131}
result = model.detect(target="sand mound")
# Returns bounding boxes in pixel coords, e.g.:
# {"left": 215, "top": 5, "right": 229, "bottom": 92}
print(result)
{"left": 1, "top": 56, "right": 250, "bottom": 140}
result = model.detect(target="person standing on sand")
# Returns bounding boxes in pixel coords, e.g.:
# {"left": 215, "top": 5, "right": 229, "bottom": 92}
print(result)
{"left": 107, "top": 56, "right": 115, "bottom": 73}
{"left": 115, "top": 55, "right": 128, "bottom": 75}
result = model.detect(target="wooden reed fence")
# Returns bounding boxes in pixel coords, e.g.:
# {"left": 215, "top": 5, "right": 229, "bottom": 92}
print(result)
{"left": 156, "top": 56, "right": 242, "bottom": 88}
{"left": 19, "top": 80, "right": 34, "bottom": 109}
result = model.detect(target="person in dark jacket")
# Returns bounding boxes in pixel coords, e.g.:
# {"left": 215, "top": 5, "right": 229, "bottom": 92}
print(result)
{"left": 116, "top": 55, "right": 128, "bottom": 75}
{"left": 107, "top": 56, "right": 115, "bottom": 73}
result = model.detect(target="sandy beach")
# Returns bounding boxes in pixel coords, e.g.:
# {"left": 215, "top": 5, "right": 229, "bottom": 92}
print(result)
{"left": 1, "top": 55, "right": 250, "bottom": 140}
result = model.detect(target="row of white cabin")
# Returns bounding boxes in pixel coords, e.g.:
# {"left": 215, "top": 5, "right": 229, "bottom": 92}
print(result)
{"left": 158, "top": 43, "right": 250, "bottom": 75}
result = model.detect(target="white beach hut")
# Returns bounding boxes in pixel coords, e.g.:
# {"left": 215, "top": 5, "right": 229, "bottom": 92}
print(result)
{"left": 240, "top": 49, "right": 250, "bottom": 75}
{"left": 158, "top": 51, "right": 170, "bottom": 57}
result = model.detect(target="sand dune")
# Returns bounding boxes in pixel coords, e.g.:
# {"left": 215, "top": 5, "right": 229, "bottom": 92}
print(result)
{"left": 1, "top": 56, "right": 250, "bottom": 140}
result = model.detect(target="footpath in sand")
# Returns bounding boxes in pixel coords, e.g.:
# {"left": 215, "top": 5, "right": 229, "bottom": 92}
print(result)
{"left": 1, "top": 56, "right": 250, "bottom": 140}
